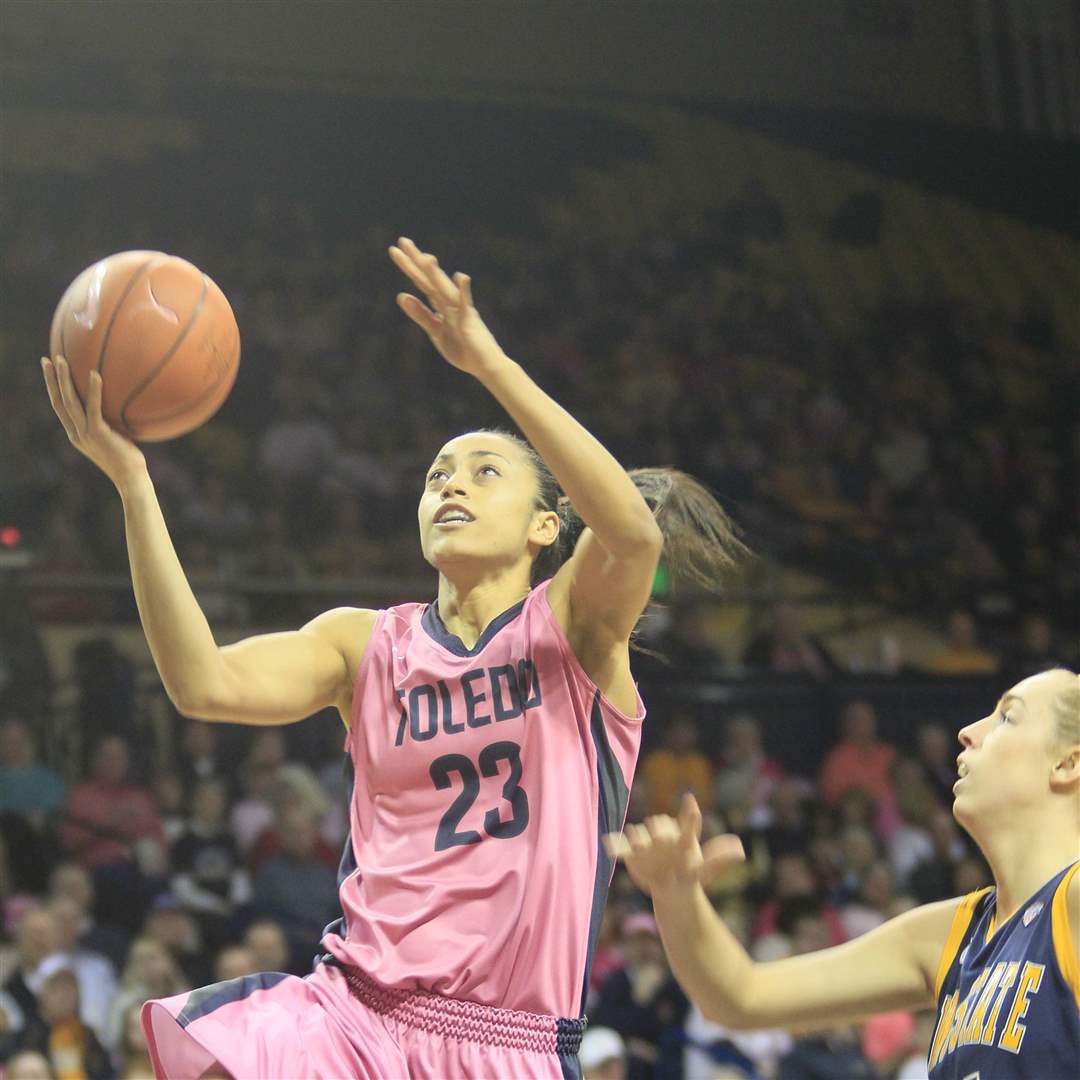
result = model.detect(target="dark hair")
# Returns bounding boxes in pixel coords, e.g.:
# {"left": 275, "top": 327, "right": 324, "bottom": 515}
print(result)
{"left": 476, "top": 429, "right": 750, "bottom": 589}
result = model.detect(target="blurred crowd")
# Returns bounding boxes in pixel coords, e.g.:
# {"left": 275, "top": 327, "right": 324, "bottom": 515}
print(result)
{"left": 3, "top": 178, "right": 1078, "bottom": 639}
{"left": 1, "top": 688, "right": 1012, "bottom": 1080}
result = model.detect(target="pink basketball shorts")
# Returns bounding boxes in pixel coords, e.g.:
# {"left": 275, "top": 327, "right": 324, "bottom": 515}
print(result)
{"left": 142, "top": 961, "right": 586, "bottom": 1079}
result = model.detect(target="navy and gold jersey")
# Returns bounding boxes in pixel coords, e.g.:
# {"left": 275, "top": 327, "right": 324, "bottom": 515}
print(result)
{"left": 928, "top": 860, "right": 1080, "bottom": 1079}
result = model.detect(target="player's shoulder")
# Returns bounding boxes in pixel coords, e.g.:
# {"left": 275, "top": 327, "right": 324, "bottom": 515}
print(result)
{"left": 302, "top": 606, "right": 380, "bottom": 672}
{"left": 890, "top": 894, "right": 972, "bottom": 996}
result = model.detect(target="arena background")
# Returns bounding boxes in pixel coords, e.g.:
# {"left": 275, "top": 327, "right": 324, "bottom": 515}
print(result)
{"left": 1, "top": 3, "right": 1078, "bottom": 1078}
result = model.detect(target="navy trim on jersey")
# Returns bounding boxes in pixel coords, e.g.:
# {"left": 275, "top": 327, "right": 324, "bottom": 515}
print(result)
{"left": 421, "top": 597, "right": 528, "bottom": 657}
{"left": 317, "top": 756, "right": 358, "bottom": 966}
{"left": 579, "top": 691, "right": 630, "bottom": 1016}
{"left": 177, "top": 972, "right": 290, "bottom": 1027}
{"left": 558, "top": 1050, "right": 584, "bottom": 1080}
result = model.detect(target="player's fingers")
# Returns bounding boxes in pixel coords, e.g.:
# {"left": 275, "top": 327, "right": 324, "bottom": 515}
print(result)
{"left": 396, "top": 293, "right": 444, "bottom": 337}
{"left": 53, "top": 356, "right": 88, "bottom": 436}
{"left": 389, "top": 243, "right": 432, "bottom": 295}
{"left": 701, "top": 834, "right": 746, "bottom": 876}
{"left": 603, "top": 833, "right": 632, "bottom": 860}
{"left": 626, "top": 823, "right": 652, "bottom": 851}
{"left": 400, "top": 238, "right": 459, "bottom": 307}
{"left": 678, "top": 793, "right": 702, "bottom": 846}
{"left": 455, "top": 272, "right": 474, "bottom": 310}
{"left": 645, "top": 815, "right": 679, "bottom": 842}
{"left": 86, "top": 371, "right": 106, "bottom": 428}
{"left": 41, "top": 358, "right": 81, "bottom": 444}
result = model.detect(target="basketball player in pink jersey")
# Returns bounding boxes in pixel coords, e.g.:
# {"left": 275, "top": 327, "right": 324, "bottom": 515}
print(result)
{"left": 42, "top": 237, "right": 745, "bottom": 1079}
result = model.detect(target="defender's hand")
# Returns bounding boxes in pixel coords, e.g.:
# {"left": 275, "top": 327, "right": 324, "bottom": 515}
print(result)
{"left": 605, "top": 794, "right": 745, "bottom": 897}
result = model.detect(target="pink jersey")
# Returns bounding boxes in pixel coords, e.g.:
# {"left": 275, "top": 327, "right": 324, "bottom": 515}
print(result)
{"left": 318, "top": 578, "right": 644, "bottom": 1019}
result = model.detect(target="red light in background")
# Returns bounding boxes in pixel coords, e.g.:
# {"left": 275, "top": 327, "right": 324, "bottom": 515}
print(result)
{"left": 0, "top": 525, "right": 21, "bottom": 547}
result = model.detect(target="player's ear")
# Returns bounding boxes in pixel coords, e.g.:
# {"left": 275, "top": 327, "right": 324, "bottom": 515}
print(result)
{"left": 1049, "top": 745, "right": 1080, "bottom": 791}
{"left": 530, "top": 509, "right": 560, "bottom": 549}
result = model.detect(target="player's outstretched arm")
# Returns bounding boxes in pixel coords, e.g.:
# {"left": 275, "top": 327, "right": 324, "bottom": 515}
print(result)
{"left": 42, "top": 355, "right": 367, "bottom": 725}
{"left": 389, "top": 238, "right": 662, "bottom": 646}
{"left": 607, "top": 796, "right": 962, "bottom": 1030}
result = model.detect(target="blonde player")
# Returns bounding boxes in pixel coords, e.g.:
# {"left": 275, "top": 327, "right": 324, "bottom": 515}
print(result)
{"left": 607, "top": 668, "right": 1080, "bottom": 1080}
{"left": 42, "top": 237, "right": 744, "bottom": 1079}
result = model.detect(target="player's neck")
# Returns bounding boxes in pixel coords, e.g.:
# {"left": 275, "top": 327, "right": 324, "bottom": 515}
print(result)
{"left": 978, "top": 811, "right": 1079, "bottom": 924}
{"left": 436, "top": 571, "right": 532, "bottom": 649}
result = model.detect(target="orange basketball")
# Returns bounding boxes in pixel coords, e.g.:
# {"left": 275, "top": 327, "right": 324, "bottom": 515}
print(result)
{"left": 49, "top": 251, "right": 241, "bottom": 442}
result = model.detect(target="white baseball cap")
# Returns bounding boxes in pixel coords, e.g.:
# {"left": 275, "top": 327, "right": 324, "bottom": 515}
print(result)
{"left": 579, "top": 1026, "right": 626, "bottom": 1070}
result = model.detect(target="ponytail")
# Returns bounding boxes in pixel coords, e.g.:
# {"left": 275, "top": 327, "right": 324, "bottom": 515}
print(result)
{"left": 475, "top": 429, "right": 749, "bottom": 590}
{"left": 625, "top": 467, "right": 749, "bottom": 589}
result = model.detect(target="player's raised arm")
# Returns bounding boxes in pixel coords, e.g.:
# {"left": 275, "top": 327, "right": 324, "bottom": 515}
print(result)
{"left": 606, "top": 795, "right": 961, "bottom": 1030}
{"left": 41, "top": 355, "right": 365, "bottom": 725}
{"left": 390, "top": 238, "right": 742, "bottom": 665}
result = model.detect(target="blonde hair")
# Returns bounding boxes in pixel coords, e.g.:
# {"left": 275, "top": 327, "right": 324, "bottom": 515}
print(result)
{"left": 1049, "top": 668, "right": 1080, "bottom": 748}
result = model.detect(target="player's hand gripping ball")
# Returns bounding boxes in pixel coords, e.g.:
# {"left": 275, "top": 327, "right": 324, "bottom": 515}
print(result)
{"left": 49, "top": 250, "right": 240, "bottom": 442}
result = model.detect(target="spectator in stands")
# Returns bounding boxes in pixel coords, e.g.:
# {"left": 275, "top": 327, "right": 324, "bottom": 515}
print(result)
{"left": 682, "top": 997, "right": 792, "bottom": 1080}
{"left": 249, "top": 763, "right": 338, "bottom": 871}
{"left": 839, "top": 860, "right": 911, "bottom": 940}
{"left": 1, "top": 1050, "right": 56, "bottom": 1080}
{"left": 639, "top": 710, "right": 714, "bottom": 817}
{"left": 914, "top": 722, "right": 957, "bottom": 807}
{"left": 578, "top": 1026, "right": 627, "bottom": 1080}
{"left": 759, "top": 778, "right": 812, "bottom": 860}
{"left": 251, "top": 806, "right": 339, "bottom": 970}
{"left": 242, "top": 920, "right": 291, "bottom": 975}
{"left": 115, "top": 1001, "right": 154, "bottom": 1079}
{"left": 712, "top": 713, "right": 785, "bottom": 827}
{"left": 228, "top": 730, "right": 288, "bottom": 856}
{"left": 44, "top": 896, "right": 117, "bottom": 1044}
{"left": 926, "top": 609, "right": 1000, "bottom": 675}
{"left": 750, "top": 853, "right": 846, "bottom": 955}
{"left": 47, "top": 862, "right": 130, "bottom": 972}
{"left": 3, "top": 909, "right": 59, "bottom": 1034}
{"left": 212, "top": 944, "right": 259, "bottom": 983}
{"left": 590, "top": 913, "right": 687, "bottom": 1080}
{"left": 743, "top": 603, "right": 834, "bottom": 680}
{"left": 104, "top": 938, "right": 187, "bottom": 1056}
{"left": 859, "top": 1010, "right": 919, "bottom": 1080}
{"left": 773, "top": 907, "right": 875, "bottom": 1080}
{"left": 9, "top": 958, "right": 113, "bottom": 1080}
{"left": 0, "top": 717, "right": 65, "bottom": 829}
{"left": 60, "top": 736, "right": 166, "bottom": 931}
{"left": 150, "top": 772, "right": 187, "bottom": 847}
{"left": 169, "top": 778, "right": 252, "bottom": 954}
{"left": 817, "top": 700, "right": 896, "bottom": 809}
{"left": 833, "top": 825, "right": 880, "bottom": 905}
{"left": 585, "top": 907, "right": 626, "bottom": 1005}
{"left": 140, "top": 895, "right": 209, "bottom": 989}
{"left": 886, "top": 759, "right": 939, "bottom": 890}
{"left": 907, "top": 809, "right": 968, "bottom": 903}
{"left": 175, "top": 720, "right": 228, "bottom": 802}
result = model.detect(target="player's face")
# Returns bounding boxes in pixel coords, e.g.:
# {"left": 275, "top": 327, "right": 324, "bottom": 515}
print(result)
{"left": 418, "top": 433, "right": 557, "bottom": 575}
{"left": 953, "top": 669, "right": 1077, "bottom": 831}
